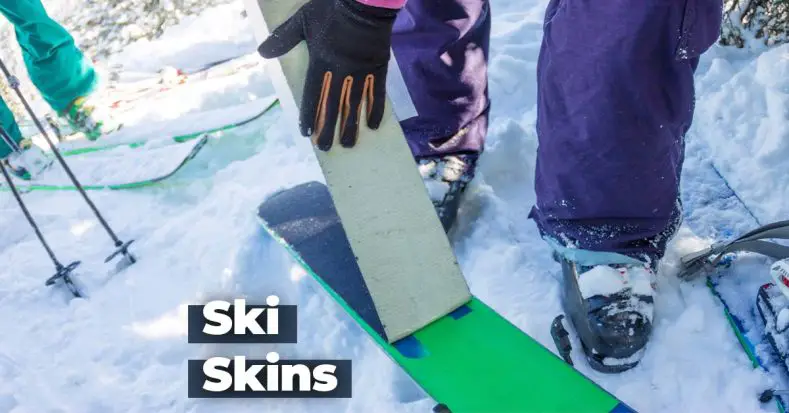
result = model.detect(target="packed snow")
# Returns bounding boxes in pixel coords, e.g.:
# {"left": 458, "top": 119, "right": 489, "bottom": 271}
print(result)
{"left": 693, "top": 43, "right": 789, "bottom": 224}
{"left": 0, "top": 0, "right": 787, "bottom": 412}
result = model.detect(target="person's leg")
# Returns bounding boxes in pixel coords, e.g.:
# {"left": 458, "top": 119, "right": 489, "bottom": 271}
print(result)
{"left": 531, "top": 0, "right": 722, "bottom": 264}
{"left": 1, "top": 0, "right": 117, "bottom": 140}
{"left": 391, "top": 0, "right": 491, "bottom": 229}
{"left": 0, "top": 97, "right": 23, "bottom": 159}
{"left": 391, "top": 0, "right": 491, "bottom": 158}
{"left": 0, "top": 0, "right": 96, "bottom": 112}
{"left": 531, "top": 0, "right": 722, "bottom": 371}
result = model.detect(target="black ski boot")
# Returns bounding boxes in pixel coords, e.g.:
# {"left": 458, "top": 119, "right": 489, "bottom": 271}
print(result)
{"left": 556, "top": 256, "right": 655, "bottom": 373}
{"left": 417, "top": 153, "right": 478, "bottom": 232}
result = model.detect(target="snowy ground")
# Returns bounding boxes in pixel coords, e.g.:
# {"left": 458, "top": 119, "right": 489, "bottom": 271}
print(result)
{"left": 0, "top": 0, "right": 787, "bottom": 412}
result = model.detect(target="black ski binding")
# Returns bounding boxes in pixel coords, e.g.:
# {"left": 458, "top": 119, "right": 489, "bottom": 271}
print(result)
{"left": 44, "top": 261, "right": 83, "bottom": 298}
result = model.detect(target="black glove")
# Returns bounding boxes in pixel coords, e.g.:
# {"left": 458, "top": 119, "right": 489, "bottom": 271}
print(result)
{"left": 257, "top": 0, "right": 399, "bottom": 151}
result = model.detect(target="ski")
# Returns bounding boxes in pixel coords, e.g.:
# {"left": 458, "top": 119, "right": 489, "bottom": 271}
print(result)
{"left": 53, "top": 96, "right": 278, "bottom": 157}
{"left": 105, "top": 51, "right": 260, "bottom": 86}
{"left": 17, "top": 52, "right": 264, "bottom": 136}
{"left": 1, "top": 133, "right": 210, "bottom": 192}
{"left": 257, "top": 182, "right": 632, "bottom": 412}
{"left": 21, "top": 89, "right": 276, "bottom": 150}
{"left": 101, "top": 53, "right": 264, "bottom": 111}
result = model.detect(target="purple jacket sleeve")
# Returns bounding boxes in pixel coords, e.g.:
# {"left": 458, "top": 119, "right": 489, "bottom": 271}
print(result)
{"left": 355, "top": 0, "right": 405, "bottom": 9}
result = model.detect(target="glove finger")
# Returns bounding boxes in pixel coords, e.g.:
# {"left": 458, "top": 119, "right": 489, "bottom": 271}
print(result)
{"left": 312, "top": 72, "right": 342, "bottom": 151}
{"left": 364, "top": 68, "right": 388, "bottom": 130}
{"left": 257, "top": 12, "right": 304, "bottom": 59}
{"left": 299, "top": 64, "right": 327, "bottom": 137}
{"left": 339, "top": 76, "right": 364, "bottom": 148}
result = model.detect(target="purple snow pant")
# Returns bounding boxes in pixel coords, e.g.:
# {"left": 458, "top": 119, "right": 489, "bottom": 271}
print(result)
{"left": 395, "top": 0, "right": 722, "bottom": 262}
{"left": 392, "top": 0, "right": 491, "bottom": 158}
{"left": 528, "top": 0, "right": 723, "bottom": 262}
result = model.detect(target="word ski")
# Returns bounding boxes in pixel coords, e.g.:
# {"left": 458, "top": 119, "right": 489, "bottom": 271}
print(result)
{"left": 187, "top": 297, "right": 298, "bottom": 343}
{"left": 205, "top": 298, "right": 278, "bottom": 335}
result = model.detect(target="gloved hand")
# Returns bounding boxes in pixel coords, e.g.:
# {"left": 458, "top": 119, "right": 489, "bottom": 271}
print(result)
{"left": 257, "top": 0, "right": 399, "bottom": 151}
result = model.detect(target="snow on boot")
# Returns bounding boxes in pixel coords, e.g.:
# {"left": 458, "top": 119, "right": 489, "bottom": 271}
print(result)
{"left": 2, "top": 138, "right": 53, "bottom": 181}
{"left": 60, "top": 95, "right": 121, "bottom": 141}
{"left": 559, "top": 257, "right": 655, "bottom": 373}
{"left": 417, "top": 153, "right": 477, "bottom": 231}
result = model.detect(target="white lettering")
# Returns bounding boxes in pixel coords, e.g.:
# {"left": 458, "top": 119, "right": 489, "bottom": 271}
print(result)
{"left": 202, "top": 301, "right": 232, "bottom": 335}
{"left": 202, "top": 357, "right": 232, "bottom": 392}
{"left": 233, "top": 299, "right": 265, "bottom": 335}
{"left": 233, "top": 356, "right": 265, "bottom": 391}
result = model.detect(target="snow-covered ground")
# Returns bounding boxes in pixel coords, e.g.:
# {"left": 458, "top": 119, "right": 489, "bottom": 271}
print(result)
{"left": 0, "top": 0, "right": 787, "bottom": 412}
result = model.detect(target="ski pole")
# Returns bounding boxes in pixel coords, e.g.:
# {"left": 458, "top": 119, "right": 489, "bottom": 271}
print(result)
{"left": 0, "top": 126, "right": 22, "bottom": 153}
{"left": 43, "top": 118, "right": 136, "bottom": 264}
{"left": 0, "top": 138, "right": 82, "bottom": 297}
{"left": 0, "top": 57, "right": 136, "bottom": 266}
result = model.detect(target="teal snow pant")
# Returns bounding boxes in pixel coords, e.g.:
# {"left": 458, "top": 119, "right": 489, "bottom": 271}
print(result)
{"left": 0, "top": 0, "right": 97, "bottom": 158}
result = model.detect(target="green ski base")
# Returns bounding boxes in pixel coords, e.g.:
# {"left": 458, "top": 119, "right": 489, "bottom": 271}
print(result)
{"left": 257, "top": 181, "right": 635, "bottom": 413}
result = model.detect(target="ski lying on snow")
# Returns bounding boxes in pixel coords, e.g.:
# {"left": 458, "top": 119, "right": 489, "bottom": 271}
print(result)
{"left": 102, "top": 54, "right": 265, "bottom": 110}
{"left": 18, "top": 55, "right": 267, "bottom": 139}
{"left": 106, "top": 51, "right": 260, "bottom": 86}
{"left": 257, "top": 182, "right": 633, "bottom": 412}
{"left": 52, "top": 96, "right": 278, "bottom": 157}
{"left": 3, "top": 134, "right": 210, "bottom": 192}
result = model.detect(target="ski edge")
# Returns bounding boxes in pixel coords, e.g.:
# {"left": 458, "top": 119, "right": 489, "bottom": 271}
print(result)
{"left": 2, "top": 134, "right": 211, "bottom": 192}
